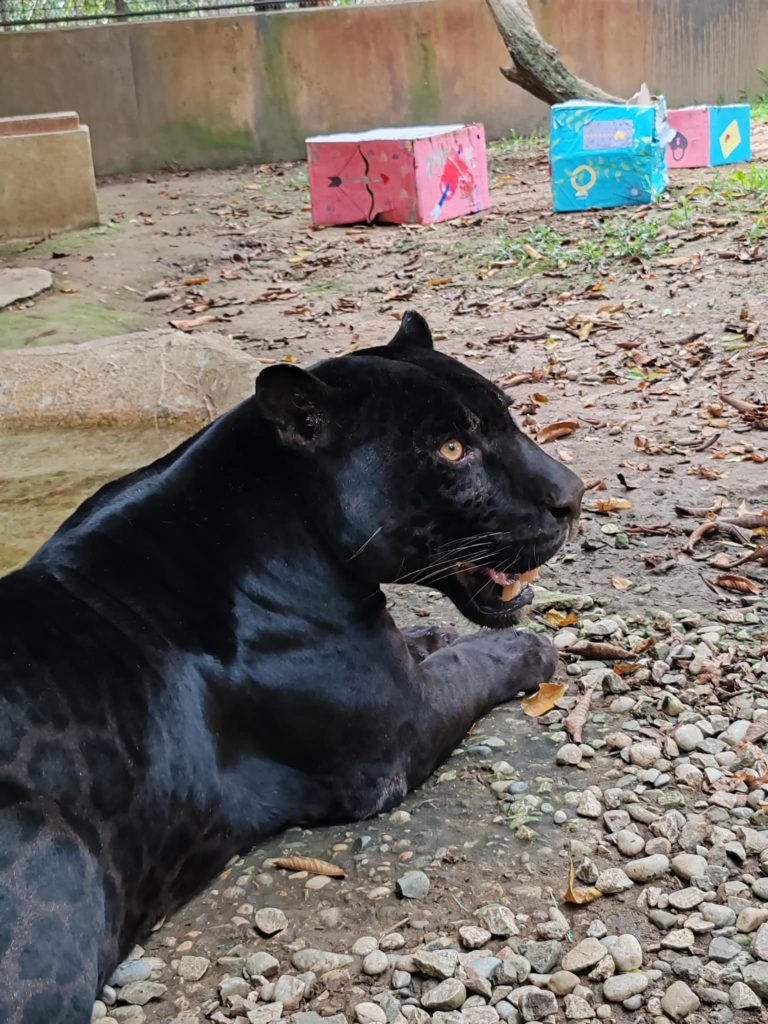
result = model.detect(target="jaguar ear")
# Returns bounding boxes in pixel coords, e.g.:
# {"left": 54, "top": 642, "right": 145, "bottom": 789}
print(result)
{"left": 255, "top": 364, "right": 335, "bottom": 449}
{"left": 388, "top": 310, "right": 434, "bottom": 350}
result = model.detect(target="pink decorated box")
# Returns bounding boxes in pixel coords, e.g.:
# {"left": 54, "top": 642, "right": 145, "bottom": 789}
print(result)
{"left": 306, "top": 124, "right": 489, "bottom": 227}
{"left": 666, "top": 106, "right": 710, "bottom": 168}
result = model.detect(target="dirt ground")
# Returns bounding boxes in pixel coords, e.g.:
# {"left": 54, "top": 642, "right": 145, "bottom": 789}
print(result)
{"left": 2, "top": 125, "right": 768, "bottom": 1024}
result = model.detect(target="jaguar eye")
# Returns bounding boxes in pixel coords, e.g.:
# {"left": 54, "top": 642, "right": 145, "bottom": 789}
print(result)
{"left": 439, "top": 439, "right": 465, "bottom": 462}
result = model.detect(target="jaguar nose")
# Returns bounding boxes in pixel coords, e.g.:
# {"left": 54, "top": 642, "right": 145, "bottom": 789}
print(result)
{"left": 547, "top": 468, "right": 584, "bottom": 526}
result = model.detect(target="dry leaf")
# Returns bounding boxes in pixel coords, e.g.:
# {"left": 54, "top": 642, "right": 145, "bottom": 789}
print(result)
{"left": 713, "top": 573, "right": 761, "bottom": 595}
{"left": 546, "top": 610, "right": 579, "bottom": 628}
{"left": 169, "top": 315, "right": 219, "bottom": 331}
{"left": 564, "top": 683, "right": 597, "bottom": 743}
{"left": 537, "top": 421, "right": 579, "bottom": 444}
{"left": 567, "top": 641, "right": 636, "bottom": 660}
{"left": 532, "top": 392, "right": 549, "bottom": 404}
{"left": 587, "top": 497, "right": 632, "bottom": 514}
{"left": 611, "top": 575, "right": 633, "bottom": 591}
{"left": 273, "top": 857, "right": 345, "bottom": 878}
{"left": 565, "top": 858, "right": 603, "bottom": 906}
{"left": 427, "top": 277, "right": 454, "bottom": 287}
{"left": 521, "top": 681, "right": 569, "bottom": 717}
{"left": 614, "top": 662, "right": 642, "bottom": 676}
{"left": 182, "top": 275, "right": 209, "bottom": 286}
{"left": 736, "top": 713, "right": 768, "bottom": 750}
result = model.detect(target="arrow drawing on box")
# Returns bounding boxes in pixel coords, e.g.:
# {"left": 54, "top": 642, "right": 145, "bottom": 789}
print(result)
{"left": 328, "top": 173, "right": 390, "bottom": 187}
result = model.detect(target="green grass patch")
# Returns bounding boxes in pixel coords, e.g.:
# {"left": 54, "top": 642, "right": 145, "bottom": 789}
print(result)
{"left": 489, "top": 129, "right": 547, "bottom": 158}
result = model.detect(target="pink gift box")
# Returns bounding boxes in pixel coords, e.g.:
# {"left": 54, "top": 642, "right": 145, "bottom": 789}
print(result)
{"left": 306, "top": 124, "right": 489, "bottom": 227}
{"left": 666, "top": 106, "right": 712, "bottom": 168}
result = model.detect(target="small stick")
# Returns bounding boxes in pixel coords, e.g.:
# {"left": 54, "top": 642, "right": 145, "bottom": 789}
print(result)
{"left": 564, "top": 683, "right": 598, "bottom": 744}
{"left": 683, "top": 520, "right": 717, "bottom": 553}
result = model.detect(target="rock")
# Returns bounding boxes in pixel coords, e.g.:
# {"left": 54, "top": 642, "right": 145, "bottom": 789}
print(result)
{"left": 464, "top": 1009, "right": 500, "bottom": 1024}
{"left": 671, "top": 854, "right": 708, "bottom": 881}
{"left": 0, "top": 267, "right": 52, "bottom": 310}
{"left": 397, "top": 871, "right": 430, "bottom": 899}
{"left": 477, "top": 905, "right": 518, "bottom": 937}
{"left": 363, "top": 951, "right": 389, "bottom": 976}
{"left": 578, "top": 791, "right": 602, "bottom": 818}
{"left": 743, "top": 962, "right": 768, "bottom": 998}
{"left": 752, "top": 921, "right": 768, "bottom": 961}
{"left": 602, "top": 973, "right": 649, "bottom": 1002}
{"left": 460, "top": 925, "right": 492, "bottom": 950}
{"left": 730, "top": 981, "right": 761, "bottom": 1010}
{"left": 518, "top": 986, "right": 558, "bottom": 1022}
{"left": 565, "top": 994, "right": 595, "bottom": 1019}
{"left": 701, "top": 903, "right": 736, "bottom": 928}
{"left": 118, "top": 982, "right": 166, "bottom": 1006}
{"left": 248, "top": 1009, "right": 285, "bottom": 1024}
{"left": 587, "top": 921, "right": 608, "bottom": 939}
{"left": 675, "top": 764, "right": 704, "bottom": 788}
{"left": 380, "top": 933, "right": 405, "bottom": 952}
{"left": 413, "top": 949, "right": 460, "bottom": 980}
{"left": 273, "top": 976, "right": 306, "bottom": 1011}
{"left": 606, "top": 934, "right": 642, "bottom": 973}
{"left": 615, "top": 830, "right": 645, "bottom": 857}
{"left": 661, "top": 981, "right": 700, "bottom": 1019}
{"left": 668, "top": 888, "right": 707, "bottom": 911}
{"left": 595, "top": 868, "right": 634, "bottom": 894}
{"left": 603, "top": 810, "right": 631, "bottom": 832}
{"left": 255, "top": 907, "right": 289, "bottom": 936}
{"left": 353, "top": 937, "right": 379, "bottom": 956}
{"left": 245, "top": 952, "right": 280, "bottom": 980}
{"left": 109, "top": 960, "right": 153, "bottom": 988}
{"left": 494, "top": 957, "right": 529, "bottom": 986}
{"left": 562, "top": 938, "right": 607, "bottom": 973}
{"left": 624, "top": 854, "right": 669, "bottom": 882}
{"left": 110, "top": 1010, "right": 146, "bottom": 1024}
{"left": 520, "top": 941, "right": 562, "bottom": 975}
{"left": 220, "top": 977, "right": 250, "bottom": 1004}
{"left": 177, "top": 956, "right": 209, "bottom": 981}
{"left": 291, "top": 949, "right": 353, "bottom": 974}
{"left": 392, "top": 970, "right": 411, "bottom": 989}
{"left": 356, "top": 1003, "right": 388, "bottom": 1024}
{"left": 662, "top": 929, "right": 695, "bottom": 951}
{"left": 420, "top": 979, "right": 466, "bottom": 1011}
{"left": 548, "top": 971, "right": 580, "bottom": 996}
{"left": 709, "top": 937, "right": 742, "bottom": 963}
{"left": 628, "top": 743, "right": 662, "bottom": 768}
{"left": 674, "top": 724, "right": 704, "bottom": 753}
{"left": 753, "top": 878, "right": 768, "bottom": 901}
{"left": 737, "top": 907, "right": 768, "bottom": 933}
{"left": 557, "top": 744, "right": 583, "bottom": 766}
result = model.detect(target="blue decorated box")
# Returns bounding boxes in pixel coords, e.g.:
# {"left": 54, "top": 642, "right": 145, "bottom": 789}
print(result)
{"left": 709, "top": 104, "right": 751, "bottom": 166}
{"left": 550, "top": 99, "right": 671, "bottom": 213}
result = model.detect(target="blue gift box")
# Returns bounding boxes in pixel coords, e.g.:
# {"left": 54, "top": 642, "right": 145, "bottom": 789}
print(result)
{"left": 709, "top": 104, "right": 751, "bottom": 166}
{"left": 550, "top": 100, "right": 670, "bottom": 213}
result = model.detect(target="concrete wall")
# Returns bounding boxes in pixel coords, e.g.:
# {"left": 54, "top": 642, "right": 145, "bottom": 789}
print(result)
{"left": 0, "top": 0, "right": 766, "bottom": 175}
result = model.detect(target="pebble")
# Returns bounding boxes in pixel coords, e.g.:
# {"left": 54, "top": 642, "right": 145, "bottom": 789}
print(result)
{"left": 392, "top": 970, "right": 411, "bottom": 989}
{"left": 753, "top": 878, "right": 768, "bottom": 901}
{"left": 420, "top": 979, "right": 466, "bottom": 1011}
{"left": 628, "top": 743, "right": 662, "bottom": 768}
{"left": 273, "top": 976, "right": 306, "bottom": 1010}
{"left": 118, "top": 982, "right": 166, "bottom": 1007}
{"left": 520, "top": 941, "right": 563, "bottom": 975}
{"left": 356, "top": 1003, "right": 388, "bottom": 1024}
{"left": 291, "top": 949, "right": 352, "bottom": 973}
{"left": 109, "top": 960, "right": 153, "bottom": 987}
{"left": 176, "top": 956, "right": 209, "bottom": 982}
{"left": 602, "top": 973, "right": 649, "bottom": 1002}
{"left": 737, "top": 907, "right": 768, "bottom": 933}
{"left": 701, "top": 903, "right": 736, "bottom": 927}
{"left": 363, "top": 951, "right": 389, "bottom": 976}
{"left": 564, "top": 994, "right": 595, "bottom": 1019}
{"left": 548, "top": 971, "right": 580, "bottom": 995}
{"left": 477, "top": 904, "right": 518, "bottom": 937}
{"left": 661, "top": 981, "right": 700, "bottom": 1019}
{"left": 605, "top": 934, "right": 642, "bottom": 972}
{"left": 674, "top": 724, "right": 704, "bottom": 753}
{"left": 397, "top": 871, "right": 430, "bottom": 899}
{"left": 615, "top": 830, "right": 645, "bottom": 857}
{"left": 562, "top": 938, "right": 607, "bottom": 973}
{"left": 459, "top": 925, "right": 491, "bottom": 950}
{"left": 557, "top": 744, "right": 583, "bottom": 766}
{"left": 752, "top": 921, "right": 768, "bottom": 961}
{"left": 624, "top": 854, "right": 670, "bottom": 882}
{"left": 380, "top": 932, "right": 405, "bottom": 951}
{"left": 671, "top": 853, "right": 708, "bottom": 881}
{"left": 668, "top": 888, "right": 707, "bottom": 911}
{"left": 245, "top": 952, "right": 280, "bottom": 979}
{"left": 661, "top": 929, "right": 695, "bottom": 950}
{"left": 594, "top": 868, "right": 634, "bottom": 894}
{"left": 353, "top": 937, "right": 379, "bottom": 956}
{"left": 729, "top": 980, "right": 762, "bottom": 1010}
{"left": 518, "top": 986, "right": 558, "bottom": 1022}
{"left": 742, "top": 962, "right": 768, "bottom": 998}
{"left": 578, "top": 791, "right": 602, "bottom": 818}
{"left": 413, "top": 950, "right": 460, "bottom": 980}
{"left": 254, "top": 908, "right": 288, "bottom": 936}
{"left": 709, "top": 936, "right": 742, "bottom": 963}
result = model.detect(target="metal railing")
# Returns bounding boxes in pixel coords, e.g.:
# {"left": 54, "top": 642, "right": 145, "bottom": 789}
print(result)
{"left": 0, "top": 0, "right": 374, "bottom": 30}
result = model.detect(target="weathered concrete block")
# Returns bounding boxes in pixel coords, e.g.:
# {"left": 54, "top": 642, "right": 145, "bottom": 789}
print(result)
{"left": 0, "top": 120, "right": 100, "bottom": 238}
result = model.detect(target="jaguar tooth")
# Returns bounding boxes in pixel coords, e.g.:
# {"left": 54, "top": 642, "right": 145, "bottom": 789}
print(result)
{"left": 500, "top": 580, "right": 523, "bottom": 602}
{"left": 517, "top": 568, "right": 540, "bottom": 584}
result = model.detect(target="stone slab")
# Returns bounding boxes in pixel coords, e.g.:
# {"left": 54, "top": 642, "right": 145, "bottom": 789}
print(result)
{"left": 0, "top": 268, "right": 53, "bottom": 309}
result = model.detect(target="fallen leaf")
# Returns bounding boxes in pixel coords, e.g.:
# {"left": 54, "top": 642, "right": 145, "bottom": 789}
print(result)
{"left": 546, "top": 610, "right": 579, "bottom": 628}
{"left": 736, "top": 713, "right": 768, "bottom": 749}
{"left": 586, "top": 497, "right": 632, "bottom": 514}
{"left": 614, "top": 662, "right": 642, "bottom": 676}
{"left": 564, "top": 682, "right": 598, "bottom": 743}
{"left": 713, "top": 573, "right": 761, "bottom": 595}
{"left": 427, "top": 277, "right": 454, "bottom": 287}
{"left": 537, "top": 421, "right": 579, "bottom": 444}
{"left": 182, "top": 275, "right": 209, "bottom": 286}
{"left": 521, "top": 681, "right": 569, "bottom": 717}
{"left": 273, "top": 857, "right": 345, "bottom": 878}
{"left": 611, "top": 575, "right": 633, "bottom": 591}
{"left": 169, "top": 315, "right": 219, "bottom": 331}
{"left": 532, "top": 392, "right": 549, "bottom": 404}
{"left": 565, "top": 858, "right": 603, "bottom": 906}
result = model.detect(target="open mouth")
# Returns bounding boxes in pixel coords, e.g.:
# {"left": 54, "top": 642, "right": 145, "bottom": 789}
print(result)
{"left": 442, "top": 564, "right": 542, "bottom": 628}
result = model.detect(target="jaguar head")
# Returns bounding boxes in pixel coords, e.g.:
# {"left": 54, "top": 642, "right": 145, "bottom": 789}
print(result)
{"left": 256, "top": 311, "right": 583, "bottom": 629}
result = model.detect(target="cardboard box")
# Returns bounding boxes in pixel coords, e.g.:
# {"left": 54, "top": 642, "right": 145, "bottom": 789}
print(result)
{"left": 306, "top": 124, "right": 489, "bottom": 227}
{"left": 665, "top": 104, "right": 752, "bottom": 168}
{"left": 550, "top": 99, "right": 669, "bottom": 213}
